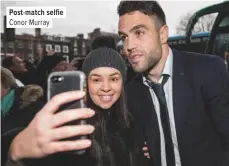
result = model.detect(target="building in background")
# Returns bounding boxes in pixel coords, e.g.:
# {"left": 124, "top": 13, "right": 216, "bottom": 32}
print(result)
{"left": 1, "top": 27, "right": 119, "bottom": 61}
{"left": 1, "top": 32, "right": 41, "bottom": 61}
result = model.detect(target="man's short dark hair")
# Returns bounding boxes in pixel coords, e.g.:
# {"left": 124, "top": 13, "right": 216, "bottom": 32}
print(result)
{"left": 117, "top": 1, "right": 166, "bottom": 29}
{"left": 2, "top": 57, "right": 14, "bottom": 69}
{"left": 91, "top": 36, "right": 117, "bottom": 50}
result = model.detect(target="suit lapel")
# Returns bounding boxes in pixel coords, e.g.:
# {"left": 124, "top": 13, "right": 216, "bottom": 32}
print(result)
{"left": 172, "top": 50, "right": 193, "bottom": 145}
{"left": 133, "top": 75, "right": 161, "bottom": 166}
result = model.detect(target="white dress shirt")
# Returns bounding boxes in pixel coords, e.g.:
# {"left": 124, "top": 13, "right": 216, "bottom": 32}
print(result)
{"left": 143, "top": 48, "right": 181, "bottom": 166}
{"left": 16, "top": 79, "right": 24, "bottom": 87}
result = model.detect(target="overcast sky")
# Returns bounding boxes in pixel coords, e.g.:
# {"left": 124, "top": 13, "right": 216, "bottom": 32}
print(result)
{"left": 0, "top": 0, "right": 224, "bottom": 38}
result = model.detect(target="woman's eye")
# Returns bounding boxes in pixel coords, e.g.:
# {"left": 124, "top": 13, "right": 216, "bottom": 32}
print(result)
{"left": 112, "top": 77, "right": 119, "bottom": 82}
{"left": 92, "top": 79, "right": 100, "bottom": 83}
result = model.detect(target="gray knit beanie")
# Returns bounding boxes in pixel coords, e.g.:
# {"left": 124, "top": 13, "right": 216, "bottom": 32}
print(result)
{"left": 82, "top": 47, "right": 126, "bottom": 82}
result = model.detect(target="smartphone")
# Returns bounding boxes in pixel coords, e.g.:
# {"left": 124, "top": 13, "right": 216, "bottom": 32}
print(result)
{"left": 47, "top": 71, "right": 87, "bottom": 155}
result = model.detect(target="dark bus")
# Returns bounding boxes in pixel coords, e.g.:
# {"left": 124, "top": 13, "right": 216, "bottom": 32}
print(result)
{"left": 185, "top": 1, "right": 229, "bottom": 61}
{"left": 168, "top": 32, "right": 209, "bottom": 53}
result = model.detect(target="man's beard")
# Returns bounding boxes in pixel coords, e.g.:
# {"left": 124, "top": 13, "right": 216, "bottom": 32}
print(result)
{"left": 129, "top": 52, "right": 161, "bottom": 73}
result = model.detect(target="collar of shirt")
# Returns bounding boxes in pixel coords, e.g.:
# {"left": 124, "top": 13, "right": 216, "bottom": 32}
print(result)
{"left": 143, "top": 47, "right": 173, "bottom": 85}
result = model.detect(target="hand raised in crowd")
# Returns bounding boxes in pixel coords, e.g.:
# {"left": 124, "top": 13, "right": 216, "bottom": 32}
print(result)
{"left": 46, "top": 49, "right": 56, "bottom": 56}
{"left": 8, "top": 91, "right": 95, "bottom": 161}
{"left": 142, "top": 142, "right": 150, "bottom": 159}
{"left": 66, "top": 58, "right": 81, "bottom": 71}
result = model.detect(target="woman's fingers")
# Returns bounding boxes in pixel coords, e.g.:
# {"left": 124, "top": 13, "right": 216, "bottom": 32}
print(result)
{"left": 51, "top": 125, "right": 95, "bottom": 141}
{"left": 42, "top": 91, "right": 85, "bottom": 114}
{"left": 47, "top": 139, "right": 92, "bottom": 154}
{"left": 51, "top": 108, "right": 95, "bottom": 128}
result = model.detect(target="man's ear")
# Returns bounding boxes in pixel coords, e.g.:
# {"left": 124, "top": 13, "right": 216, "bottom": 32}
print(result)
{"left": 159, "top": 25, "right": 169, "bottom": 44}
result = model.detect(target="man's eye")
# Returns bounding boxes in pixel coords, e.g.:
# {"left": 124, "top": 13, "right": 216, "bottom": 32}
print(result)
{"left": 135, "top": 30, "right": 144, "bottom": 36}
{"left": 120, "top": 35, "right": 127, "bottom": 41}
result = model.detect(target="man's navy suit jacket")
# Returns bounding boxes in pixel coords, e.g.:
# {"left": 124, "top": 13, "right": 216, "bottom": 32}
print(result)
{"left": 126, "top": 50, "right": 229, "bottom": 166}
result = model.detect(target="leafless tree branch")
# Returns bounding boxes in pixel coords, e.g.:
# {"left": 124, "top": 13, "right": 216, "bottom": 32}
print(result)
{"left": 176, "top": 12, "right": 217, "bottom": 35}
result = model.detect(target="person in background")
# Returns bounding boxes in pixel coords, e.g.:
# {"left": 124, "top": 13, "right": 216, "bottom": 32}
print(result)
{"left": 24, "top": 59, "right": 36, "bottom": 72}
{"left": 1, "top": 67, "right": 44, "bottom": 133}
{"left": 1, "top": 56, "right": 26, "bottom": 87}
{"left": 91, "top": 35, "right": 117, "bottom": 50}
{"left": 1, "top": 67, "right": 44, "bottom": 165}
{"left": 1, "top": 50, "right": 77, "bottom": 87}
{"left": 1, "top": 67, "right": 18, "bottom": 101}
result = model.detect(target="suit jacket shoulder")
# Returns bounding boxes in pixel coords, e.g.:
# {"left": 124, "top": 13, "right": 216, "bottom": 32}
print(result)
{"left": 176, "top": 50, "right": 227, "bottom": 74}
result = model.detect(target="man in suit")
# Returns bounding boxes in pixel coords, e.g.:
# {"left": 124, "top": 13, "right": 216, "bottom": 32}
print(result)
{"left": 117, "top": 1, "right": 229, "bottom": 166}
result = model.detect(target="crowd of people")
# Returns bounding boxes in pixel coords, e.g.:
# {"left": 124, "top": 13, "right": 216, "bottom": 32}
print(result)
{"left": 1, "top": 1, "right": 229, "bottom": 166}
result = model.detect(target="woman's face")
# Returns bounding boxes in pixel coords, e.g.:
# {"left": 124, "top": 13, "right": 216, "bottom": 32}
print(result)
{"left": 88, "top": 67, "right": 123, "bottom": 109}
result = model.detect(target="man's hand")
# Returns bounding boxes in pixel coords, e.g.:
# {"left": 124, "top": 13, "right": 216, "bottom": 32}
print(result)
{"left": 142, "top": 142, "right": 150, "bottom": 159}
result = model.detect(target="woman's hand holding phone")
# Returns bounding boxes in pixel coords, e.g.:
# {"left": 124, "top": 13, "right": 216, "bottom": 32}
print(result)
{"left": 8, "top": 91, "right": 95, "bottom": 161}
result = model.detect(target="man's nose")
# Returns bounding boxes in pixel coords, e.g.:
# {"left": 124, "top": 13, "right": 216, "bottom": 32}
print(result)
{"left": 126, "top": 37, "right": 137, "bottom": 53}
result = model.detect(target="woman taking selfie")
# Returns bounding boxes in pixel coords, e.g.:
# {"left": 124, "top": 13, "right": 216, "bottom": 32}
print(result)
{"left": 3, "top": 47, "right": 149, "bottom": 166}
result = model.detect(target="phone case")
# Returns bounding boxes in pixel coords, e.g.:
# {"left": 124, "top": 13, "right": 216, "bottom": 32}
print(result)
{"left": 47, "top": 71, "right": 87, "bottom": 155}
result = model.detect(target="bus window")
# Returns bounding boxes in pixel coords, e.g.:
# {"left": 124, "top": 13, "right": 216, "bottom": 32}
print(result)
{"left": 212, "top": 14, "right": 229, "bottom": 59}
{"left": 212, "top": 33, "right": 229, "bottom": 58}
{"left": 193, "top": 13, "right": 217, "bottom": 34}
{"left": 219, "top": 14, "right": 229, "bottom": 27}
